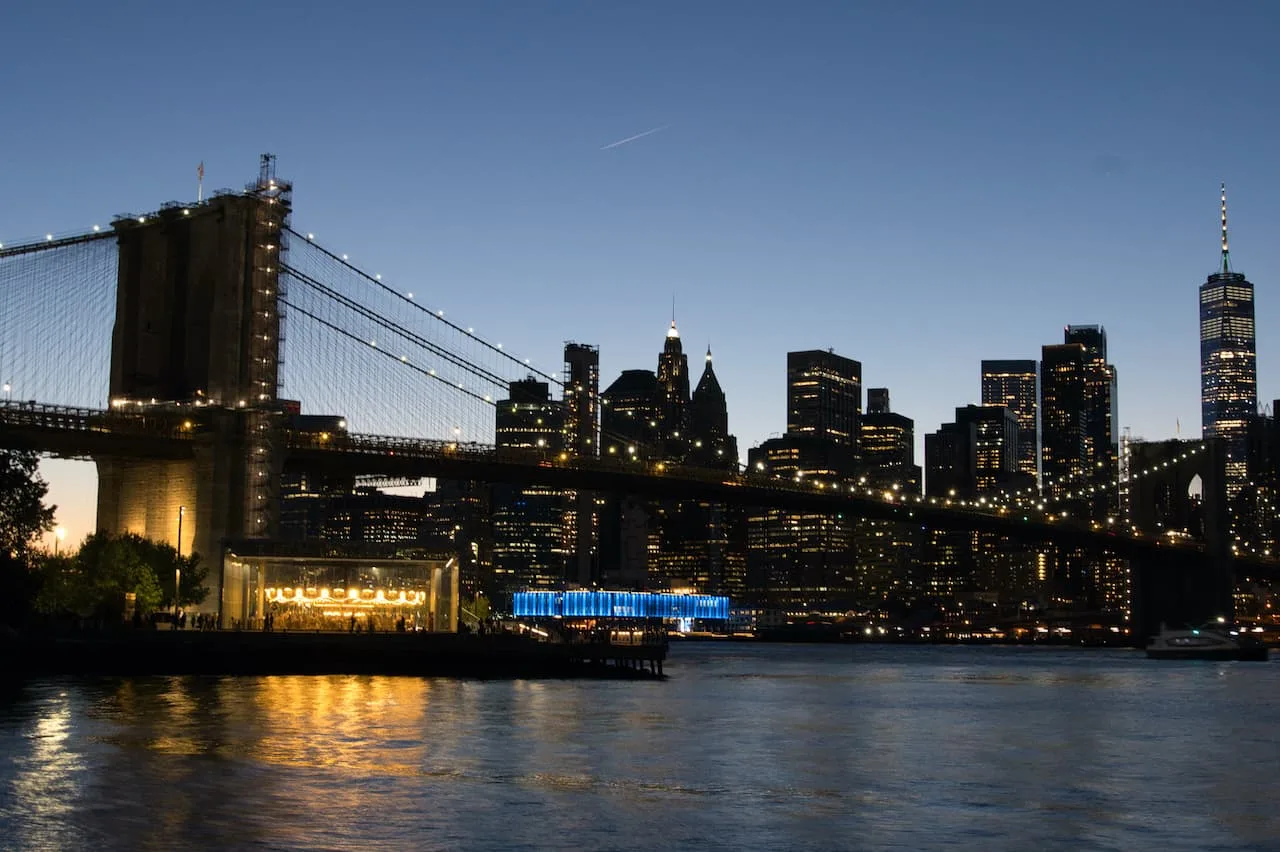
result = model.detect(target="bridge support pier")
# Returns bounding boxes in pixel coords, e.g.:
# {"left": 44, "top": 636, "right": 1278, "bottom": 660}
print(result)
{"left": 95, "top": 457, "right": 197, "bottom": 556}
{"left": 1130, "top": 552, "right": 1234, "bottom": 645}
{"left": 95, "top": 429, "right": 251, "bottom": 613}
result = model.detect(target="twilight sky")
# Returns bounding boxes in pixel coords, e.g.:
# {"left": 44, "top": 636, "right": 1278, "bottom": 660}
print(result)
{"left": 3, "top": 1, "right": 1279, "bottom": 547}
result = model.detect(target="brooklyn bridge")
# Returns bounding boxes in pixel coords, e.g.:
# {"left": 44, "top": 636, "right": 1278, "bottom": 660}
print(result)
{"left": 1, "top": 158, "right": 1271, "bottom": 641}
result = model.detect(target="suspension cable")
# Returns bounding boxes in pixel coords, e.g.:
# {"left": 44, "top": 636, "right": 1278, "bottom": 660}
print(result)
{"left": 282, "top": 263, "right": 510, "bottom": 390}
{"left": 285, "top": 227, "right": 563, "bottom": 388}
{"left": 280, "top": 298, "right": 499, "bottom": 406}
{"left": 0, "top": 229, "right": 115, "bottom": 260}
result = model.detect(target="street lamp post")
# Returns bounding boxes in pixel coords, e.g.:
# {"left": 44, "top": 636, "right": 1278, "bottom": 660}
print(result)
{"left": 175, "top": 506, "right": 185, "bottom": 620}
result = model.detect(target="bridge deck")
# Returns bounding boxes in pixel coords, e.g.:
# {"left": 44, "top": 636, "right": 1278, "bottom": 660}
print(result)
{"left": 2, "top": 399, "right": 1271, "bottom": 575}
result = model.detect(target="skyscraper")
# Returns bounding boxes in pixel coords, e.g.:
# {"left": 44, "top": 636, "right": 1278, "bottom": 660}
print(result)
{"left": 492, "top": 378, "right": 566, "bottom": 595}
{"left": 981, "top": 360, "right": 1038, "bottom": 482}
{"left": 656, "top": 321, "right": 691, "bottom": 438}
{"left": 651, "top": 333, "right": 740, "bottom": 595}
{"left": 563, "top": 342, "right": 599, "bottom": 457}
{"left": 1064, "top": 325, "right": 1118, "bottom": 496}
{"left": 925, "top": 421, "right": 976, "bottom": 498}
{"left": 321, "top": 489, "right": 432, "bottom": 546}
{"left": 1040, "top": 343, "right": 1086, "bottom": 500}
{"left": 786, "top": 349, "right": 862, "bottom": 450}
{"left": 1040, "top": 329, "right": 1120, "bottom": 616}
{"left": 856, "top": 388, "right": 921, "bottom": 607}
{"left": 688, "top": 346, "right": 739, "bottom": 470}
{"left": 600, "top": 369, "right": 659, "bottom": 459}
{"left": 562, "top": 343, "right": 600, "bottom": 586}
{"left": 1200, "top": 184, "right": 1258, "bottom": 498}
{"left": 598, "top": 329, "right": 746, "bottom": 593}
{"left": 955, "top": 404, "right": 1019, "bottom": 494}
{"left": 598, "top": 369, "right": 658, "bottom": 586}
{"left": 859, "top": 388, "right": 920, "bottom": 491}
{"left": 1040, "top": 327, "right": 1117, "bottom": 517}
{"left": 747, "top": 348, "right": 862, "bottom": 611}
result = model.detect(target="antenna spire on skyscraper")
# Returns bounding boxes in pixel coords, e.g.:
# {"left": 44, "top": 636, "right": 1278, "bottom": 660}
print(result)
{"left": 1220, "top": 182, "right": 1231, "bottom": 274}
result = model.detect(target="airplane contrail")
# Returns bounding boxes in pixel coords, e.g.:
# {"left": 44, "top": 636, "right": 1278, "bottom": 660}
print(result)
{"left": 600, "top": 124, "right": 670, "bottom": 150}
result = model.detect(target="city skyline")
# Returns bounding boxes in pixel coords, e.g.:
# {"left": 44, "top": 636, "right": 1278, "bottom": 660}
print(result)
{"left": 3, "top": 2, "right": 1280, "bottom": 546}
{"left": 12, "top": 179, "right": 1278, "bottom": 548}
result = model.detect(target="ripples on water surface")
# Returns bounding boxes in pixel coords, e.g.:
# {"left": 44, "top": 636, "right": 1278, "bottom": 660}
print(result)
{"left": 1, "top": 644, "right": 1278, "bottom": 851}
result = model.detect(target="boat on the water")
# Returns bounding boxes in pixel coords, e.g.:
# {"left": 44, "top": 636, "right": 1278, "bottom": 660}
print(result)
{"left": 1146, "top": 624, "right": 1269, "bottom": 661}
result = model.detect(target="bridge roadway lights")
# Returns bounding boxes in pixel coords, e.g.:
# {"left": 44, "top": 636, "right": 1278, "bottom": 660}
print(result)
{"left": 283, "top": 435, "right": 1198, "bottom": 558}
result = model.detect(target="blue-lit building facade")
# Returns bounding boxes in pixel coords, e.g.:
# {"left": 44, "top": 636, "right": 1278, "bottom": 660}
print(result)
{"left": 512, "top": 590, "right": 730, "bottom": 623}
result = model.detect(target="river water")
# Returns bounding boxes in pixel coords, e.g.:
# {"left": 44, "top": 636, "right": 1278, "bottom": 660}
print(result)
{"left": 1, "top": 643, "right": 1277, "bottom": 851}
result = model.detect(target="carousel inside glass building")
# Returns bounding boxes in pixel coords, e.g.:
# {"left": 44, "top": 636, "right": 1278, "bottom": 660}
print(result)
{"left": 221, "top": 546, "right": 457, "bottom": 633}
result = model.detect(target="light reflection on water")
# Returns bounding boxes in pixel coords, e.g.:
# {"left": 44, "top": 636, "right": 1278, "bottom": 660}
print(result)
{"left": 0, "top": 644, "right": 1278, "bottom": 850}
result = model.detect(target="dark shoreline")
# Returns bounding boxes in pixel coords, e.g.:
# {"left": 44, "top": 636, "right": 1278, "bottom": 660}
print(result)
{"left": 0, "top": 630, "right": 668, "bottom": 680}
{"left": 674, "top": 633, "right": 1138, "bottom": 648}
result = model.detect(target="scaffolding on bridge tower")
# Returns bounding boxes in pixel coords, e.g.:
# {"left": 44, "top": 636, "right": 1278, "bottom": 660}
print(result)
{"left": 244, "top": 154, "right": 291, "bottom": 537}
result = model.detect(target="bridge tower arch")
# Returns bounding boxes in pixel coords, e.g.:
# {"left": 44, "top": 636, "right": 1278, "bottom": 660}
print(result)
{"left": 1127, "top": 437, "right": 1234, "bottom": 641}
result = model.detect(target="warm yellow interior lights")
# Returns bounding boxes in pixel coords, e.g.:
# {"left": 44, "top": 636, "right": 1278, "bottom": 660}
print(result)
{"left": 265, "top": 587, "right": 427, "bottom": 607}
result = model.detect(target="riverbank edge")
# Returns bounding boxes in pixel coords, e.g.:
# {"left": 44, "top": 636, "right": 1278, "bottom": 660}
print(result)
{"left": 0, "top": 631, "right": 667, "bottom": 680}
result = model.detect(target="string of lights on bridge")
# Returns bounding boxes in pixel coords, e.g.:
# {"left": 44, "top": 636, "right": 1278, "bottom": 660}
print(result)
{"left": 0, "top": 227, "right": 113, "bottom": 257}
{"left": 290, "top": 228, "right": 564, "bottom": 390}
{"left": 0, "top": 204, "right": 235, "bottom": 258}
{"left": 990, "top": 444, "right": 1207, "bottom": 508}
{"left": 747, "top": 443, "right": 1207, "bottom": 523}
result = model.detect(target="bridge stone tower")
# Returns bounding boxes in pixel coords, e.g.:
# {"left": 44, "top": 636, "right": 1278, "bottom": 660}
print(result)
{"left": 1127, "top": 437, "right": 1234, "bottom": 641}
{"left": 95, "top": 157, "right": 289, "bottom": 612}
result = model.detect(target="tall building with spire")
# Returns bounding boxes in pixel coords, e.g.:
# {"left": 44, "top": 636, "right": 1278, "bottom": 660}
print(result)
{"left": 597, "top": 323, "right": 745, "bottom": 597}
{"left": 1200, "top": 183, "right": 1258, "bottom": 498}
{"left": 656, "top": 320, "right": 691, "bottom": 439}
{"left": 650, "top": 331, "right": 743, "bottom": 597}
{"left": 688, "top": 346, "right": 738, "bottom": 470}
